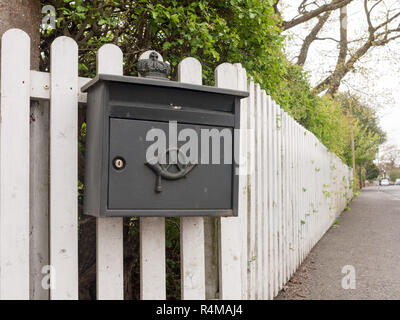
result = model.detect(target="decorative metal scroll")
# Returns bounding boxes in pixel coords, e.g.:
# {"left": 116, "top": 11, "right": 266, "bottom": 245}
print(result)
{"left": 145, "top": 148, "right": 197, "bottom": 193}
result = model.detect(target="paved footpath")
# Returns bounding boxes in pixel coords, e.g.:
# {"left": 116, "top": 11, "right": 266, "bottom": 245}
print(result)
{"left": 276, "top": 186, "right": 400, "bottom": 300}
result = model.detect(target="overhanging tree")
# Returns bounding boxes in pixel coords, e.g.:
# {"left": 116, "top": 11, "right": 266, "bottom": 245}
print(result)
{"left": 278, "top": 0, "right": 400, "bottom": 96}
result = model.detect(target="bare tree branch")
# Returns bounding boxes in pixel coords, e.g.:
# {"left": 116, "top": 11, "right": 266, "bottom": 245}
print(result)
{"left": 313, "top": 0, "right": 400, "bottom": 96}
{"left": 281, "top": 0, "right": 353, "bottom": 30}
{"left": 297, "top": 11, "right": 332, "bottom": 65}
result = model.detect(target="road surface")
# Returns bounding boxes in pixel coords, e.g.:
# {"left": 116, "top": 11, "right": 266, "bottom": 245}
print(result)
{"left": 276, "top": 185, "right": 400, "bottom": 300}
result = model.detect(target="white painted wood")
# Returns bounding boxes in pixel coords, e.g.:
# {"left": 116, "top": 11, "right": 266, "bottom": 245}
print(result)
{"left": 287, "top": 117, "right": 293, "bottom": 278}
{"left": 289, "top": 116, "right": 294, "bottom": 278}
{"left": 275, "top": 104, "right": 282, "bottom": 290}
{"left": 234, "top": 63, "right": 249, "bottom": 300}
{"left": 254, "top": 83, "right": 263, "bottom": 299}
{"left": 0, "top": 28, "right": 31, "bottom": 300}
{"left": 299, "top": 125, "right": 304, "bottom": 263}
{"left": 271, "top": 101, "right": 279, "bottom": 296}
{"left": 178, "top": 57, "right": 205, "bottom": 300}
{"left": 180, "top": 217, "right": 205, "bottom": 300}
{"left": 261, "top": 91, "right": 269, "bottom": 299}
{"left": 140, "top": 217, "right": 166, "bottom": 300}
{"left": 49, "top": 36, "right": 79, "bottom": 300}
{"left": 307, "top": 132, "right": 310, "bottom": 255}
{"left": 281, "top": 112, "right": 287, "bottom": 283}
{"left": 278, "top": 107, "right": 284, "bottom": 289}
{"left": 96, "top": 44, "right": 124, "bottom": 300}
{"left": 266, "top": 95, "right": 274, "bottom": 299}
{"left": 30, "top": 70, "right": 90, "bottom": 103}
{"left": 247, "top": 81, "right": 256, "bottom": 299}
{"left": 283, "top": 112, "right": 289, "bottom": 282}
{"left": 290, "top": 118, "right": 296, "bottom": 276}
{"left": 302, "top": 128, "right": 306, "bottom": 256}
{"left": 178, "top": 57, "right": 202, "bottom": 85}
{"left": 300, "top": 125, "right": 303, "bottom": 267}
{"left": 139, "top": 50, "right": 166, "bottom": 301}
{"left": 293, "top": 120, "right": 298, "bottom": 271}
{"left": 30, "top": 100, "right": 50, "bottom": 300}
{"left": 97, "top": 218, "right": 124, "bottom": 299}
{"left": 295, "top": 122, "right": 301, "bottom": 270}
{"left": 215, "top": 63, "right": 242, "bottom": 300}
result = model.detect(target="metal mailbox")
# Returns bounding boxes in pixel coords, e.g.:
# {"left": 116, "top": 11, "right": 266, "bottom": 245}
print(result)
{"left": 82, "top": 61, "right": 248, "bottom": 217}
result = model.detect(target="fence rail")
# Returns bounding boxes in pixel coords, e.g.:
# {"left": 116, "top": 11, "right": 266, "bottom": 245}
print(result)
{"left": 0, "top": 29, "right": 352, "bottom": 300}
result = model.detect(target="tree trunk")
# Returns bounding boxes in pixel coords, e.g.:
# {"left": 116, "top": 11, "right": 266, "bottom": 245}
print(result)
{"left": 0, "top": 0, "right": 41, "bottom": 71}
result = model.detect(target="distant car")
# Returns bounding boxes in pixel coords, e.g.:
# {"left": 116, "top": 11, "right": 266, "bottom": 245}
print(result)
{"left": 389, "top": 181, "right": 395, "bottom": 185}
{"left": 380, "top": 178, "right": 390, "bottom": 186}
{"left": 395, "top": 179, "right": 400, "bottom": 185}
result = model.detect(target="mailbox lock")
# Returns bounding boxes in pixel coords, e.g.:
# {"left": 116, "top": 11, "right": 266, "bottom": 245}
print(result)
{"left": 113, "top": 157, "right": 125, "bottom": 170}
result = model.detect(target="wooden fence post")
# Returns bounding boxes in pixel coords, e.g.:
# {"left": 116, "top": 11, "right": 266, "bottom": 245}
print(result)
{"left": 247, "top": 80, "right": 256, "bottom": 299}
{"left": 49, "top": 36, "right": 79, "bottom": 300}
{"left": 215, "top": 63, "right": 242, "bottom": 300}
{"left": 178, "top": 57, "right": 206, "bottom": 300}
{"left": 140, "top": 51, "right": 166, "bottom": 301}
{"left": 254, "top": 84, "right": 263, "bottom": 299}
{"left": 266, "top": 95, "right": 274, "bottom": 299}
{"left": 140, "top": 217, "right": 166, "bottom": 299}
{"left": 261, "top": 91, "right": 269, "bottom": 299}
{"left": 235, "top": 63, "right": 249, "bottom": 300}
{"left": 0, "top": 28, "right": 31, "bottom": 300}
{"left": 96, "top": 44, "right": 124, "bottom": 300}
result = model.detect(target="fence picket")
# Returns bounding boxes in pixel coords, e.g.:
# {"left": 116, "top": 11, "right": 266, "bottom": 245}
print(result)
{"left": 254, "top": 84, "right": 263, "bottom": 299}
{"left": 272, "top": 102, "right": 279, "bottom": 295}
{"left": 283, "top": 112, "right": 290, "bottom": 282}
{"left": 96, "top": 44, "right": 124, "bottom": 300}
{"left": 247, "top": 80, "right": 256, "bottom": 299}
{"left": 266, "top": 96, "right": 274, "bottom": 299}
{"left": 234, "top": 63, "right": 249, "bottom": 300}
{"left": 178, "top": 57, "right": 206, "bottom": 300}
{"left": 282, "top": 112, "right": 288, "bottom": 283}
{"left": 140, "top": 217, "right": 166, "bottom": 299}
{"left": 0, "top": 29, "right": 31, "bottom": 299}
{"left": 215, "top": 63, "right": 242, "bottom": 300}
{"left": 49, "top": 36, "right": 79, "bottom": 300}
{"left": 261, "top": 91, "right": 269, "bottom": 299}
{"left": 139, "top": 52, "right": 167, "bottom": 301}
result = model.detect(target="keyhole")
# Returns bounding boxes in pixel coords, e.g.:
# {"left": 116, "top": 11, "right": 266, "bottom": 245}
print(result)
{"left": 113, "top": 157, "right": 125, "bottom": 170}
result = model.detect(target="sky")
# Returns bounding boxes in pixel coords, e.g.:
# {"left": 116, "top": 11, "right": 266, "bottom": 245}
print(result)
{"left": 281, "top": 0, "right": 400, "bottom": 149}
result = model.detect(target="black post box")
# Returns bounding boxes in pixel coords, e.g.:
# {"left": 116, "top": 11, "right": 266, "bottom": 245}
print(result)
{"left": 82, "top": 66, "right": 248, "bottom": 217}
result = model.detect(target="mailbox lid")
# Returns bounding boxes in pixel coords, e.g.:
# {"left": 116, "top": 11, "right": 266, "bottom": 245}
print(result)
{"left": 81, "top": 74, "right": 249, "bottom": 99}
{"left": 82, "top": 74, "right": 248, "bottom": 117}
{"left": 108, "top": 118, "right": 234, "bottom": 212}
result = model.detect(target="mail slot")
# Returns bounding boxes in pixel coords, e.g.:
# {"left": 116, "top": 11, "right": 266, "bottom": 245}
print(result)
{"left": 82, "top": 70, "right": 248, "bottom": 217}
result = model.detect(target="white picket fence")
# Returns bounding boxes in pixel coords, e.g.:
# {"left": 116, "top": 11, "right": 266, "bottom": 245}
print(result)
{"left": 0, "top": 29, "right": 352, "bottom": 300}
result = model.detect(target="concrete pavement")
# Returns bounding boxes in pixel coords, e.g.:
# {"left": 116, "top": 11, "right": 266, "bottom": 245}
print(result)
{"left": 276, "top": 186, "right": 400, "bottom": 300}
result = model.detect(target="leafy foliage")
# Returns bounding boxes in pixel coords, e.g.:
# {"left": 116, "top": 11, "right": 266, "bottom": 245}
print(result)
{"left": 41, "top": 0, "right": 284, "bottom": 87}
{"left": 365, "top": 162, "right": 379, "bottom": 181}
